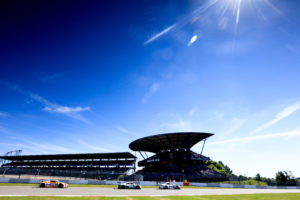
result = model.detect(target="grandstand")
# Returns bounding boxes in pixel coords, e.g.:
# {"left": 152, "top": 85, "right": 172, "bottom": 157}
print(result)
{"left": 0, "top": 152, "right": 136, "bottom": 180}
{"left": 1, "top": 132, "right": 226, "bottom": 181}
{"left": 129, "top": 132, "right": 226, "bottom": 181}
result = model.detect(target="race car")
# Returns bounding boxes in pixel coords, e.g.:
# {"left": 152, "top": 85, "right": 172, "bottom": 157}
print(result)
{"left": 39, "top": 180, "right": 68, "bottom": 188}
{"left": 158, "top": 182, "right": 181, "bottom": 189}
{"left": 118, "top": 182, "right": 142, "bottom": 189}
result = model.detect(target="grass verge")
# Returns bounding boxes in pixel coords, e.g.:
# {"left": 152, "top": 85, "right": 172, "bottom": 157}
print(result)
{"left": 218, "top": 180, "right": 268, "bottom": 186}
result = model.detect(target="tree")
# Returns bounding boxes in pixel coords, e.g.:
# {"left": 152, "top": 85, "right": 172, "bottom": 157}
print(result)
{"left": 255, "top": 173, "right": 261, "bottom": 182}
{"left": 276, "top": 171, "right": 288, "bottom": 185}
{"left": 224, "top": 165, "right": 233, "bottom": 175}
{"left": 217, "top": 161, "right": 233, "bottom": 176}
{"left": 275, "top": 171, "right": 297, "bottom": 186}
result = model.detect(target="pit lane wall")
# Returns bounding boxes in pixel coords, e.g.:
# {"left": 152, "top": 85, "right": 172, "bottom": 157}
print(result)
{"left": 0, "top": 178, "right": 299, "bottom": 189}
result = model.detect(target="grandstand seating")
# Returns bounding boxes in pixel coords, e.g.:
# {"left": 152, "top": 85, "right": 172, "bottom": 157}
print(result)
{"left": 129, "top": 132, "right": 227, "bottom": 182}
{"left": 0, "top": 152, "right": 136, "bottom": 180}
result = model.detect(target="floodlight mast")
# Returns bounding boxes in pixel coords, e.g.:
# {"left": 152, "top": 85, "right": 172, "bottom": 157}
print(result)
{"left": 1, "top": 150, "right": 23, "bottom": 167}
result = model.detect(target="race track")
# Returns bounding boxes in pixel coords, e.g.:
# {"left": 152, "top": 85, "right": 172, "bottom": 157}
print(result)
{"left": 0, "top": 186, "right": 300, "bottom": 196}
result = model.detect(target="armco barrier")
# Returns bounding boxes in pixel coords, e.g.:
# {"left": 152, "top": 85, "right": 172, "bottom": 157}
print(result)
{"left": 87, "top": 180, "right": 105, "bottom": 185}
{"left": 0, "top": 178, "right": 9, "bottom": 183}
{"left": 232, "top": 184, "right": 245, "bottom": 188}
{"left": 0, "top": 178, "right": 300, "bottom": 189}
{"left": 66, "top": 180, "right": 88, "bottom": 184}
{"left": 207, "top": 183, "right": 223, "bottom": 187}
{"left": 189, "top": 182, "right": 207, "bottom": 187}
{"left": 105, "top": 181, "right": 119, "bottom": 185}
{"left": 9, "top": 178, "right": 30, "bottom": 183}
{"left": 220, "top": 183, "right": 235, "bottom": 188}
{"left": 28, "top": 179, "right": 40, "bottom": 184}
{"left": 141, "top": 181, "right": 158, "bottom": 186}
{"left": 244, "top": 185, "right": 256, "bottom": 189}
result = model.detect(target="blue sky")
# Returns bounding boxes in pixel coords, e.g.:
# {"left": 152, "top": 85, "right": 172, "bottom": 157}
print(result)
{"left": 1, "top": 0, "right": 300, "bottom": 178}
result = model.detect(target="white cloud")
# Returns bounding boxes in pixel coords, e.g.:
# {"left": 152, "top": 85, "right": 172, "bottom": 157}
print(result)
{"left": 77, "top": 140, "right": 109, "bottom": 152}
{"left": 0, "top": 112, "right": 8, "bottom": 117}
{"left": 142, "top": 83, "right": 160, "bottom": 104}
{"left": 144, "top": 24, "right": 176, "bottom": 45}
{"left": 43, "top": 105, "right": 91, "bottom": 123}
{"left": 251, "top": 102, "right": 300, "bottom": 135}
{"left": 208, "top": 130, "right": 300, "bottom": 146}
{"left": 5, "top": 82, "right": 91, "bottom": 123}
{"left": 44, "top": 106, "right": 90, "bottom": 113}
{"left": 188, "top": 106, "right": 198, "bottom": 117}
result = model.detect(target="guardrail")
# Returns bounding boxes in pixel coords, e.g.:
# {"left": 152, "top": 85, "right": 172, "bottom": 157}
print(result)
{"left": 0, "top": 178, "right": 299, "bottom": 189}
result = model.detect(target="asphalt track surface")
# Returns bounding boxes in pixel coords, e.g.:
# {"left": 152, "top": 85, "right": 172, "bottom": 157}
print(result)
{"left": 0, "top": 186, "right": 300, "bottom": 196}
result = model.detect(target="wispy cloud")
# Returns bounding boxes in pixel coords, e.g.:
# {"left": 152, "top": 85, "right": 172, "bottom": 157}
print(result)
{"left": 264, "top": 0, "right": 284, "bottom": 16}
{"left": 28, "top": 141, "right": 76, "bottom": 154}
{"left": 188, "top": 106, "right": 198, "bottom": 117}
{"left": 220, "top": 117, "right": 245, "bottom": 139}
{"left": 44, "top": 106, "right": 90, "bottom": 113}
{"left": 164, "top": 119, "right": 190, "bottom": 131}
{"left": 251, "top": 102, "right": 300, "bottom": 135}
{"left": 0, "top": 112, "right": 8, "bottom": 117}
{"left": 0, "top": 125, "right": 13, "bottom": 135}
{"left": 0, "top": 141, "right": 76, "bottom": 155}
{"left": 0, "top": 125, "right": 77, "bottom": 154}
{"left": 43, "top": 105, "right": 90, "bottom": 123}
{"left": 0, "top": 142, "right": 42, "bottom": 154}
{"left": 208, "top": 130, "right": 300, "bottom": 146}
{"left": 116, "top": 126, "right": 140, "bottom": 137}
{"left": 4, "top": 82, "right": 91, "bottom": 122}
{"left": 142, "top": 82, "right": 160, "bottom": 104}
{"left": 77, "top": 140, "right": 109, "bottom": 152}
{"left": 211, "top": 112, "right": 224, "bottom": 120}
{"left": 116, "top": 126, "right": 132, "bottom": 134}
{"left": 144, "top": 24, "right": 176, "bottom": 45}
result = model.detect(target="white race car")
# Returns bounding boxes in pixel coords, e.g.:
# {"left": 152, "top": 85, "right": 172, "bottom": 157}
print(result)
{"left": 159, "top": 182, "right": 181, "bottom": 189}
{"left": 118, "top": 182, "right": 142, "bottom": 189}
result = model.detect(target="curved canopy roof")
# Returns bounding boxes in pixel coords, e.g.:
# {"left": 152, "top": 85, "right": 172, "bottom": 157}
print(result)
{"left": 129, "top": 132, "right": 213, "bottom": 153}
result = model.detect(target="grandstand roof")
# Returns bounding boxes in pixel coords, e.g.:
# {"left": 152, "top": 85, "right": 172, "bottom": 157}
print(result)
{"left": 129, "top": 132, "right": 213, "bottom": 153}
{"left": 0, "top": 152, "right": 136, "bottom": 161}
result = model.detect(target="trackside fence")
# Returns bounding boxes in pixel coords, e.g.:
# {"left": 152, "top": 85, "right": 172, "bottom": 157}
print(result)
{"left": 0, "top": 178, "right": 300, "bottom": 189}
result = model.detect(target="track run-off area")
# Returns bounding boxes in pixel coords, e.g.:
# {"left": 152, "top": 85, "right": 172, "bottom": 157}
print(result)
{"left": 0, "top": 186, "right": 300, "bottom": 197}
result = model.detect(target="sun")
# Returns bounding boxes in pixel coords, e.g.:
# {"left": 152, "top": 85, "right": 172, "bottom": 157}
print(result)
{"left": 219, "top": 0, "right": 282, "bottom": 25}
